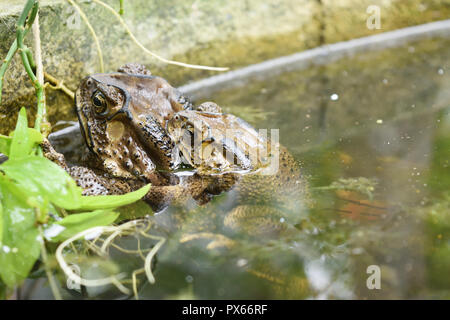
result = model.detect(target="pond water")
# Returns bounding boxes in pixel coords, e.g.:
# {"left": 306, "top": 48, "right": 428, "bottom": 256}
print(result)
{"left": 42, "top": 36, "right": 450, "bottom": 300}
{"left": 187, "top": 36, "right": 450, "bottom": 300}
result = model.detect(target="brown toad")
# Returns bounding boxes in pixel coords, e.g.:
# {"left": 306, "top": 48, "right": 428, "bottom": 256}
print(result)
{"left": 45, "top": 63, "right": 309, "bottom": 220}
{"left": 75, "top": 63, "right": 188, "bottom": 185}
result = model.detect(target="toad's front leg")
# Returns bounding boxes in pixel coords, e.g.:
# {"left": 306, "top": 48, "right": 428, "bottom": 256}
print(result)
{"left": 41, "top": 138, "right": 142, "bottom": 195}
{"left": 40, "top": 139, "right": 223, "bottom": 210}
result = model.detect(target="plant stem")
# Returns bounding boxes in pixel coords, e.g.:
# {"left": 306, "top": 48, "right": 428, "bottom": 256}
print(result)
{"left": 32, "top": 16, "right": 44, "bottom": 87}
{"left": 0, "top": 0, "right": 37, "bottom": 105}
{"left": 92, "top": 0, "right": 229, "bottom": 71}
{"left": 39, "top": 226, "right": 63, "bottom": 300}
{"left": 119, "top": 0, "right": 124, "bottom": 15}
{"left": 44, "top": 72, "right": 75, "bottom": 100}
{"left": 67, "top": 0, "right": 104, "bottom": 72}
{"left": 16, "top": 1, "right": 39, "bottom": 86}
{"left": 15, "top": 0, "right": 48, "bottom": 136}
{"left": 23, "top": 46, "right": 36, "bottom": 69}
{"left": 32, "top": 12, "right": 50, "bottom": 136}
{"left": 0, "top": 41, "right": 18, "bottom": 105}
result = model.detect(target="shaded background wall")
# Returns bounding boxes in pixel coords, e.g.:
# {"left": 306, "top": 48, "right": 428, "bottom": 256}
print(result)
{"left": 0, "top": 0, "right": 449, "bottom": 133}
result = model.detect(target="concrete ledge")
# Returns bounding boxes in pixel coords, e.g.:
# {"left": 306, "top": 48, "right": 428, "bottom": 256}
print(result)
{"left": 179, "top": 19, "right": 450, "bottom": 99}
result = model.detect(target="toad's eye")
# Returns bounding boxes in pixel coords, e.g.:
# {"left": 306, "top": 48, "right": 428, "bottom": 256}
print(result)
{"left": 91, "top": 91, "right": 107, "bottom": 114}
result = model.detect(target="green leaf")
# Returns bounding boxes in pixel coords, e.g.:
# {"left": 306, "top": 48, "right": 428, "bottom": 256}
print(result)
{"left": 0, "top": 156, "right": 82, "bottom": 210}
{"left": 26, "top": 127, "right": 43, "bottom": 148}
{"left": 8, "top": 108, "right": 42, "bottom": 159}
{"left": 10, "top": 108, "right": 30, "bottom": 159}
{"left": 0, "top": 182, "right": 40, "bottom": 288}
{"left": 0, "top": 200, "right": 3, "bottom": 246}
{"left": 1, "top": 156, "right": 150, "bottom": 212}
{"left": 0, "top": 128, "right": 41, "bottom": 158}
{"left": 46, "top": 209, "right": 119, "bottom": 242}
{"left": 0, "top": 174, "right": 48, "bottom": 218}
{"left": 0, "top": 135, "right": 11, "bottom": 157}
{"left": 0, "top": 280, "right": 6, "bottom": 300}
{"left": 77, "top": 184, "right": 151, "bottom": 211}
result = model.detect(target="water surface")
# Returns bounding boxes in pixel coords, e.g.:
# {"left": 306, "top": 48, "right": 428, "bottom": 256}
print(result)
{"left": 49, "top": 37, "right": 450, "bottom": 300}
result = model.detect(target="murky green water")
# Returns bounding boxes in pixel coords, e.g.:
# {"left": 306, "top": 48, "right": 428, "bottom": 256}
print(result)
{"left": 36, "top": 37, "right": 450, "bottom": 300}
{"left": 169, "top": 36, "right": 450, "bottom": 299}
{"left": 132, "top": 37, "right": 450, "bottom": 300}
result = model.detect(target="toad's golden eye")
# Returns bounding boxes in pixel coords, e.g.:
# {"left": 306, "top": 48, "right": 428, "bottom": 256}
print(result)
{"left": 91, "top": 91, "right": 107, "bottom": 114}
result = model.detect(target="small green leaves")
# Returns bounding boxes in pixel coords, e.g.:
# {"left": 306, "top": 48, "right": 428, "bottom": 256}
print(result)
{"left": 1, "top": 156, "right": 82, "bottom": 211}
{"left": 0, "top": 106, "right": 151, "bottom": 288}
{"left": 9, "top": 107, "right": 29, "bottom": 159}
{"left": 77, "top": 184, "right": 151, "bottom": 211}
{"left": 0, "top": 183, "right": 41, "bottom": 288}
{"left": 0, "top": 200, "right": 3, "bottom": 246}
{"left": 46, "top": 210, "right": 120, "bottom": 242}
{"left": 9, "top": 108, "right": 42, "bottom": 159}
{"left": 0, "top": 156, "right": 151, "bottom": 211}
{"left": 0, "top": 135, "right": 11, "bottom": 156}
{"left": 0, "top": 128, "right": 41, "bottom": 158}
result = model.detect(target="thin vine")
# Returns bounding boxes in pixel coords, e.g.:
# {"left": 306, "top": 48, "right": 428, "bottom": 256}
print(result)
{"left": 0, "top": 1, "right": 37, "bottom": 103}
{"left": 44, "top": 72, "right": 75, "bottom": 100}
{"left": 119, "top": 0, "right": 124, "bottom": 15}
{"left": 67, "top": 0, "right": 105, "bottom": 72}
{"left": 91, "top": 0, "right": 229, "bottom": 71}
{"left": 15, "top": 0, "right": 48, "bottom": 133}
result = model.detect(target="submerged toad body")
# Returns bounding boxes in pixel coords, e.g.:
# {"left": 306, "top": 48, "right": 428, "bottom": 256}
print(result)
{"left": 45, "top": 64, "right": 308, "bottom": 219}
{"left": 166, "top": 109, "right": 310, "bottom": 228}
